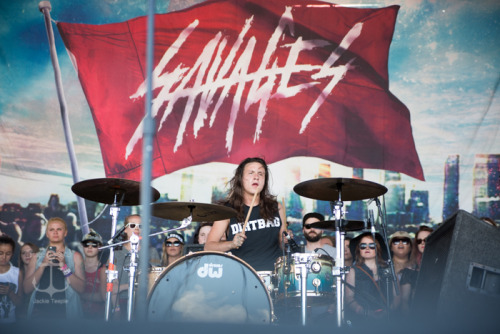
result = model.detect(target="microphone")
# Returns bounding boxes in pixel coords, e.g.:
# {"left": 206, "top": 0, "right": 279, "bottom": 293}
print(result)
{"left": 108, "top": 225, "right": 126, "bottom": 245}
{"left": 283, "top": 231, "right": 300, "bottom": 253}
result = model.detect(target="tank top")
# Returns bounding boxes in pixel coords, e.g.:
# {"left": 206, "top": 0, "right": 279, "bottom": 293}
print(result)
{"left": 227, "top": 205, "right": 282, "bottom": 271}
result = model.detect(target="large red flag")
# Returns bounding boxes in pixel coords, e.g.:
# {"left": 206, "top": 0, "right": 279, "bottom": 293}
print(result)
{"left": 57, "top": 0, "right": 424, "bottom": 181}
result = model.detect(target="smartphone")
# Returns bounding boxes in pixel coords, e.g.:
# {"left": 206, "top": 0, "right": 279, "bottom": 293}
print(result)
{"left": 48, "top": 246, "right": 59, "bottom": 263}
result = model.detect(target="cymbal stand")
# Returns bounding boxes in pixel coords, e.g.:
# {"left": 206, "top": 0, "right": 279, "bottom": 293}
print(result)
{"left": 298, "top": 263, "right": 308, "bottom": 326}
{"left": 332, "top": 183, "right": 346, "bottom": 328}
{"left": 104, "top": 190, "right": 125, "bottom": 321}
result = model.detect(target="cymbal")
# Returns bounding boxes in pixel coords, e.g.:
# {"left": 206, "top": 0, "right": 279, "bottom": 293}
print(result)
{"left": 293, "top": 178, "right": 387, "bottom": 201}
{"left": 72, "top": 178, "right": 160, "bottom": 206}
{"left": 306, "top": 219, "right": 365, "bottom": 232}
{"left": 152, "top": 202, "right": 238, "bottom": 222}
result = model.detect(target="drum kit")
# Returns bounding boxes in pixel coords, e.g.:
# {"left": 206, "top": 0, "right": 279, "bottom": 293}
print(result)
{"left": 71, "top": 176, "right": 388, "bottom": 326}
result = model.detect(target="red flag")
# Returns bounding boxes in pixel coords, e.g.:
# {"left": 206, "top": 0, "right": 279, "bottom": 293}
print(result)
{"left": 57, "top": 0, "right": 424, "bottom": 181}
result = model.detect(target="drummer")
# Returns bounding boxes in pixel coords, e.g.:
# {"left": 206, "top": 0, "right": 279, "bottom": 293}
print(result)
{"left": 204, "top": 157, "right": 290, "bottom": 271}
{"left": 302, "top": 212, "right": 336, "bottom": 259}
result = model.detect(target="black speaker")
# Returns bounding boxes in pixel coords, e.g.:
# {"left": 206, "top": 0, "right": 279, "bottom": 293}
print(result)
{"left": 413, "top": 210, "right": 500, "bottom": 322}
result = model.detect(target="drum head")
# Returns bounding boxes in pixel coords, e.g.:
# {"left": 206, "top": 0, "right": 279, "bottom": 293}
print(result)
{"left": 147, "top": 251, "right": 273, "bottom": 324}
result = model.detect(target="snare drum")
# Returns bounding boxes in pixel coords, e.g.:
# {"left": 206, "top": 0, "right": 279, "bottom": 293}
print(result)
{"left": 148, "top": 266, "right": 166, "bottom": 294}
{"left": 274, "top": 253, "right": 334, "bottom": 305}
{"left": 147, "top": 251, "right": 273, "bottom": 324}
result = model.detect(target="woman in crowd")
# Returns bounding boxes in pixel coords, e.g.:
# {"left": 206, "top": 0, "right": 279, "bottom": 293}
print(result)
{"left": 80, "top": 229, "right": 105, "bottom": 319}
{"left": 389, "top": 231, "right": 417, "bottom": 315}
{"left": 17, "top": 243, "right": 39, "bottom": 319}
{"left": 346, "top": 232, "right": 399, "bottom": 323}
{"left": 24, "top": 217, "right": 85, "bottom": 319}
{"left": 160, "top": 233, "right": 185, "bottom": 267}
{"left": 410, "top": 225, "right": 434, "bottom": 270}
{"left": 193, "top": 222, "right": 213, "bottom": 245}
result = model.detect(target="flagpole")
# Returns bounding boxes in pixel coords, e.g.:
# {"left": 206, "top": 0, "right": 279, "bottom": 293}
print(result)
{"left": 38, "top": 1, "right": 89, "bottom": 235}
{"left": 136, "top": 0, "right": 156, "bottom": 321}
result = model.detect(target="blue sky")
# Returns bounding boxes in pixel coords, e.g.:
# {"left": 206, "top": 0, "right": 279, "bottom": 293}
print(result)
{"left": 0, "top": 0, "right": 499, "bottom": 222}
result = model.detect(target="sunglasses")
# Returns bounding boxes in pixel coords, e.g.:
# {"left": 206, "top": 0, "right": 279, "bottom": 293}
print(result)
{"left": 83, "top": 242, "right": 99, "bottom": 248}
{"left": 392, "top": 239, "right": 409, "bottom": 245}
{"left": 417, "top": 238, "right": 427, "bottom": 245}
{"left": 359, "top": 243, "right": 376, "bottom": 250}
{"left": 165, "top": 242, "right": 181, "bottom": 247}
{"left": 126, "top": 223, "right": 141, "bottom": 229}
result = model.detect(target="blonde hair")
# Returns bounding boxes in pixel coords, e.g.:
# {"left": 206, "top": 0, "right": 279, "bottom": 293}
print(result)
{"left": 47, "top": 217, "right": 67, "bottom": 231}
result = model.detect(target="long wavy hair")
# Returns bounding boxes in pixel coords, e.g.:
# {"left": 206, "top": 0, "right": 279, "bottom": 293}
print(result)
{"left": 410, "top": 225, "right": 434, "bottom": 268}
{"left": 223, "top": 157, "right": 278, "bottom": 222}
{"left": 355, "top": 235, "right": 387, "bottom": 267}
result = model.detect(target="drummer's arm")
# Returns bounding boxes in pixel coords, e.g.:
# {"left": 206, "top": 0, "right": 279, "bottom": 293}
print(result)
{"left": 204, "top": 219, "right": 238, "bottom": 252}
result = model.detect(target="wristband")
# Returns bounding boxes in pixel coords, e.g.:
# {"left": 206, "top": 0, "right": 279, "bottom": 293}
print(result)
{"left": 62, "top": 267, "right": 72, "bottom": 277}
{"left": 60, "top": 264, "right": 68, "bottom": 271}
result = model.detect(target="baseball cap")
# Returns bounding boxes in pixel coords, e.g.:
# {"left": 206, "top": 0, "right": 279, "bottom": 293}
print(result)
{"left": 82, "top": 228, "right": 103, "bottom": 245}
{"left": 165, "top": 233, "right": 184, "bottom": 244}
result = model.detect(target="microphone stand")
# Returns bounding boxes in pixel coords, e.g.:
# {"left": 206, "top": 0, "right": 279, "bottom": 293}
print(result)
{"left": 126, "top": 234, "right": 139, "bottom": 321}
{"left": 372, "top": 197, "right": 399, "bottom": 321}
{"left": 99, "top": 215, "right": 193, "bottom": 321}
{"left": 103, "top": 190, "right": 125, "bottom": 321}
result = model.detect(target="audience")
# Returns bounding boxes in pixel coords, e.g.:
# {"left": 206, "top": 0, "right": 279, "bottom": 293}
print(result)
{"left": 161, "top": 233, "right": 185, "bottom": 267}
{"left": 0, "top": 235, "right": 23, "bottom": 323}
{"left": 80, "top": 229, "right": 105, "bottom": 320}
{"left": 24, "top": 217, "right": 85, "bottom": 319}
{"left": 17, "top": 243, "right": 39, "bottom": 319}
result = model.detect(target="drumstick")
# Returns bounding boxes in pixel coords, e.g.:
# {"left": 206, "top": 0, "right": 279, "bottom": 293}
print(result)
{"left": 281, "top": 197, "right": 287, "bottom": 224}
{"left": 241, "top": 191, "right": 258, "bottom": 236}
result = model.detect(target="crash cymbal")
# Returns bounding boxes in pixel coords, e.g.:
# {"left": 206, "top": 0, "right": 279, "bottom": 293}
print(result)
{"left": 293, "top": 178, "right": 387, "bottom": 201}
{"left": 72, "top": 178, "right": 160, "bottom": 206}
{"left": 152, "top": 202, "right": 237, "bottom": 222}
{"left": 305, "top": 219, "right": 365, "bottom": 232}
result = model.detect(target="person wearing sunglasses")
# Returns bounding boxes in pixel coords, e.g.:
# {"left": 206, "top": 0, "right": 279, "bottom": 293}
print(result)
{"left": 409, "top": 225, "right": 434, "bottom": 270}
{"left": 160, "top": 233, "right": 185, "bottom": 267}
{"left": 103, "top": 214, "right": 160, "bottom": 319}
{"left": 389, "top": 231, "right": 418, "bottom": 316}
{"left": 345, "top": 232, "right": 399, "bottom": 324}
{"left": 80, "top": 229, "right": 106, "bottom": 319}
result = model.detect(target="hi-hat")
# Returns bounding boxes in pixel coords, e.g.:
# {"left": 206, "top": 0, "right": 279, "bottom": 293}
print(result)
{"left": 305, "top": 219, "right": 365, "bottom": 232}
{"left": 152, "top": 202, "right": 237, "bottom": 222}
{"left": 72, "top": 178, "right": 160, "bottom": 206}
{"left": 294, "top": 177, "right": 387, "bottom": 201}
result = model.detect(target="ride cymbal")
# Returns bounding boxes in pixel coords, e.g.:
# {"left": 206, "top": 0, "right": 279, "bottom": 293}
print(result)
{"left": 72, "top": 178, "right": 160, "bottom": 206}
{"left": 294, "top": 177, "right": 387, "bottom": 201}
{"left": 152, "top": 202, "right": 237, "bottom": 222}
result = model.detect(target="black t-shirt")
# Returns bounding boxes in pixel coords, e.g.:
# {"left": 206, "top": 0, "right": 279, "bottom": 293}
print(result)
{"left": 227, "top": 205, "right": 282, "bottom": 271}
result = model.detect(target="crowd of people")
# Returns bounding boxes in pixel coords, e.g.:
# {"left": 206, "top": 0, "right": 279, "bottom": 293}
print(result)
{"left": 1, "top": 156, "right": 495, "bottom": 327}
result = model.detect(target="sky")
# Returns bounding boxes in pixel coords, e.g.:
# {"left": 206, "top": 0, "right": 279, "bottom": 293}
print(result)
{"left": 0, "top": 0, "right": 499, "bottom": 222}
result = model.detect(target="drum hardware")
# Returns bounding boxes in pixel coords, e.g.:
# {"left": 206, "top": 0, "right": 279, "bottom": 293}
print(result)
{"left": 293, "top": 177, "right": 388, "bottom": 327}
{"left": 72, "top": 177, "right": 160, "bottom": 321}
{"left": 151, "top": 201, "right": 238, "bottom": 221}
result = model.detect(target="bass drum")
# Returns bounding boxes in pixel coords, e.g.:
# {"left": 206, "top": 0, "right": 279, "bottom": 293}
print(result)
{"left": 147, "top": 251, "right": 273, "bottom": 324}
